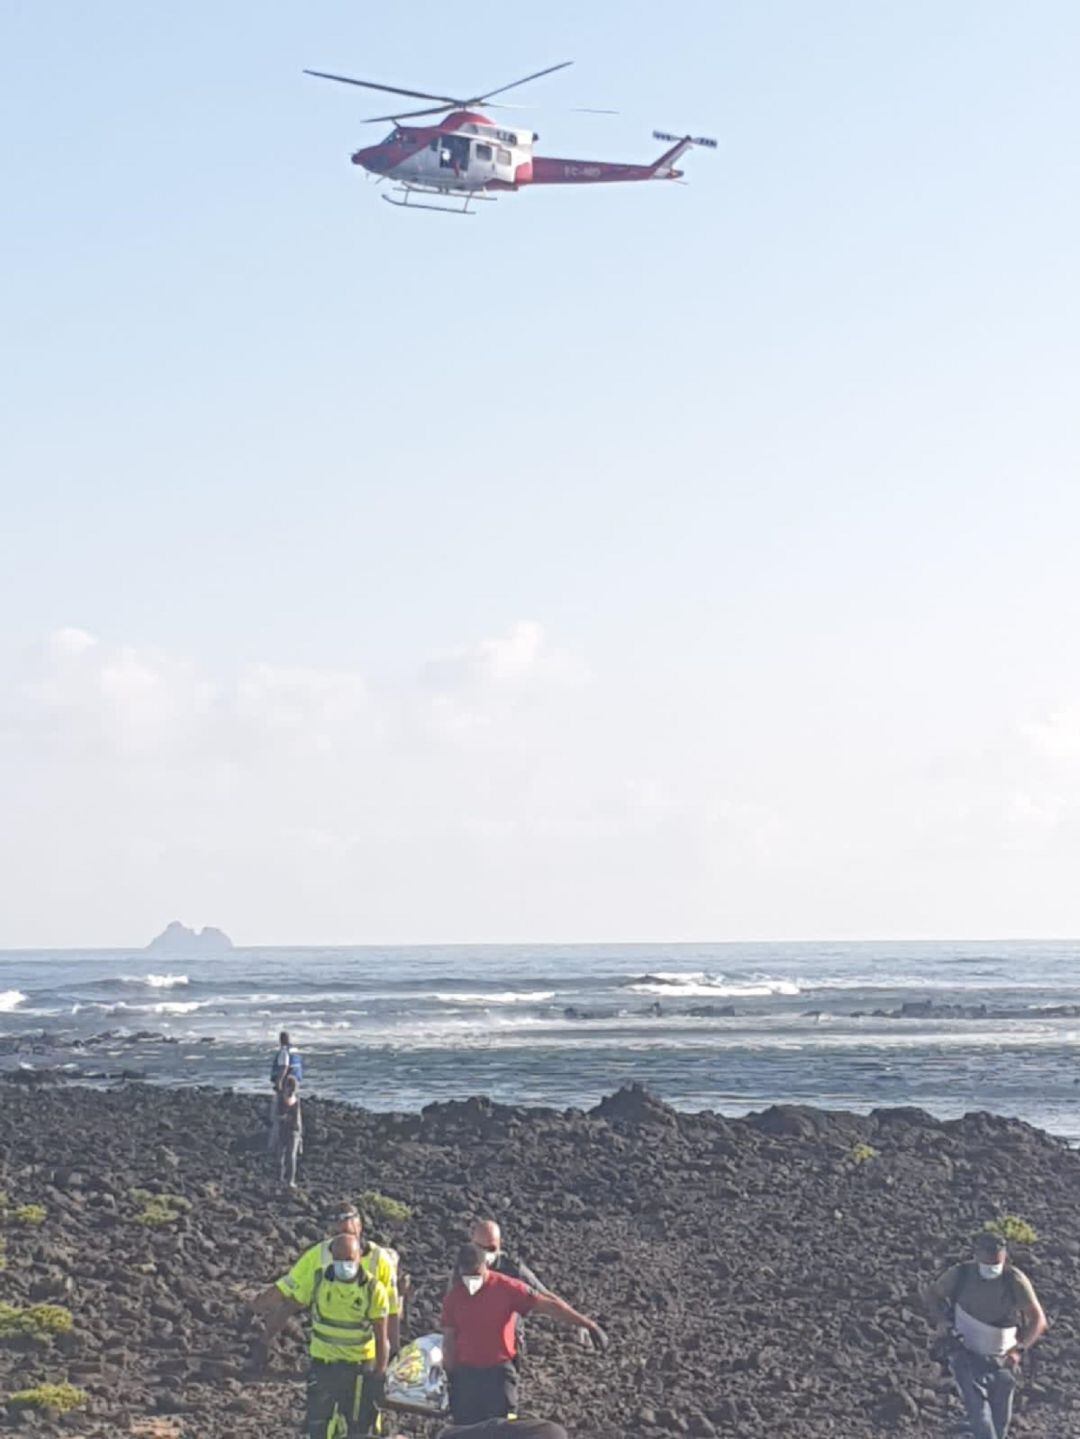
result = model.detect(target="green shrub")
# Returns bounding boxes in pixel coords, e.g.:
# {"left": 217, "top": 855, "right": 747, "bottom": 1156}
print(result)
{"left": 0, "top": 1303, "right": 74, "bottom": 1338}
{"left": 11, "top": 1204, "right": 46, "bottom": 1227}
{"left": 850, "top": 1143, "right": 879, "bottom": 1164}
{"left": 358, "top": 1191, "right": 413, "bottom": 1224}
{"left": 7, "top": 1382, "right": 88, "bottom": 1413}
{"left": 987, "top": 1215, "right": 1038, "bottom": 1246}
{"left": 133, "top": 1192, "right": 191, "bottom": 1227}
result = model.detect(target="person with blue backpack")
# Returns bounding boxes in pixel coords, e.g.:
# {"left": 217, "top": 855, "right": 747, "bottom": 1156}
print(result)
{"left": 268, "top": 1029, "right": 303, "bottom": 1152}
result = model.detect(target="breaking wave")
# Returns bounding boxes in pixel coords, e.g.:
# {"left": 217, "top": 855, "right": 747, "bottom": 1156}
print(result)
{"left": 0, "top": 989, "right": 27, "bottom": 1012}
{"left": 431, "top": 991, "right": 557, "bottom": 1005}
{"left": 122, "top": 973, "right": 190, "bottom": 989}
{"left": 626, "top": 972, "right": 801, "bottom": 999}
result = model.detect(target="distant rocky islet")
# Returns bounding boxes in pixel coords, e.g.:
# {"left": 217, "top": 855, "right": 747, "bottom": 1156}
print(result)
{"left": 144, "top": 921, "right": 234, "bottom": 957}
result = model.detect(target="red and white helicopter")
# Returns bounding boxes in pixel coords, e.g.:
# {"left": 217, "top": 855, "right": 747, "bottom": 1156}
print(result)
{"left": 304, "top": 60, "right": 715, "bottom": 214}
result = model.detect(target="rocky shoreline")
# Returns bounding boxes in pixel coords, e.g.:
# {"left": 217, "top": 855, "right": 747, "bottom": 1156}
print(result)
{"left": 2, "top": 1079, "right": 1079, "bottom": 1437}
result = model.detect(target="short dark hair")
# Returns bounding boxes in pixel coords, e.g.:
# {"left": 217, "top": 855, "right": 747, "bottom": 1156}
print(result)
{"left": 974, "top": 1231, "right": 1007, "bottom": 1256}
{"left": 456, "top": 1242, "right": 485, "bottom": 1274}
{"left": 279, "top": 1030, "right": 290, "bottom": 1045}
{"left": 327, "top": 1202, "right": 360, "bottom": 1225}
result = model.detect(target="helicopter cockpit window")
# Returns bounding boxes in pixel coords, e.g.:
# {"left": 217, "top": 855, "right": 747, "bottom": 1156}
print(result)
{"left": 476, "top": 143, "right": 493, "bottom": 162}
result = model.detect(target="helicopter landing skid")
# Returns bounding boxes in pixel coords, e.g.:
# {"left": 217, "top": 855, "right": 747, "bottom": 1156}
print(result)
{"left": 382, "top": 183, "right": 497, "bottom": 215}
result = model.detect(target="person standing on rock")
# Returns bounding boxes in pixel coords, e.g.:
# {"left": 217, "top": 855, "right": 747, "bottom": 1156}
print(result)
{"left": 268, "top": 1029, "right": 303, "bottom": 1152}
{"left": 248, "top": 1203, "right": 404, "bottom": 1362}
{"left": 469, "top": 1219, "right": 546, "bottom": 1292}
{"left": 925, "top": 1230, "right": 1047, "bottom": 1439}
{"left": 469, "top": 1218, "right": 591, "bottom": 1350}
{"left": 273, "top": 1072, "right": 303, "bottom": 1187}
{"left": 302, "top": 1231, "right": 389, "bottom": 1437}
{"left": 441, "top": 1242, "right": 608, "bottom": 1426}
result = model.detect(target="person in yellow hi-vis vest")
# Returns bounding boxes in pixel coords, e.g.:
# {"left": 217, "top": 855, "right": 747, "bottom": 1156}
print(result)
{"left": 247, "top": 1203, "right": 405, "bottom": 1364}
{"left": 300, "top": 1232, "right": 390, "bottom": 1438}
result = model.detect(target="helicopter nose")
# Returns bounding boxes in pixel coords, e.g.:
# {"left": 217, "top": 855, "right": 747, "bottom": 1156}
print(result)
{"left": 351, "top": 145, "right": 386, "bottom": 172}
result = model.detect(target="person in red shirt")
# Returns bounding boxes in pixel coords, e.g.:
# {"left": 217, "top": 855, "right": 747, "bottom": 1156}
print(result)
{"left": 440, "top": 1243, "right": 607, "bottom": 1425}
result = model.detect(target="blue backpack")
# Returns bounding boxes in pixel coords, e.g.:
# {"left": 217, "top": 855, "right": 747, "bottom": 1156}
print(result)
{"left": 270, "top": 1046, "right": 303, "bottom": 1085}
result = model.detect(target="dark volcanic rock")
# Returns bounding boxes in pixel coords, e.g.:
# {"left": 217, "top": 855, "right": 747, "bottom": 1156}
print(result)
{"left": 1, "top": 1084, "right": 1077, "bottom": 1438}
{"left": 850, "top": 998, "right": 1080, "bottom": 1021}
{"left": 589, "top": 1082, "right": 678, "bottom": 1127}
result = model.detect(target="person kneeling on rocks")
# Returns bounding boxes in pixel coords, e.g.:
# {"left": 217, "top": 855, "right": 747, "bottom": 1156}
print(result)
{"left": 303, "top": 1232, "right": 389, "bottom": 1438}
{"left": 441, "top": 1242, "right": 608, "bottom": 1426}
{"left": 248, "top": 1203, "right": 404, "bottom": 1364}
{"left": 925, "top": 1230, "right": 1047, "bottom": 1439}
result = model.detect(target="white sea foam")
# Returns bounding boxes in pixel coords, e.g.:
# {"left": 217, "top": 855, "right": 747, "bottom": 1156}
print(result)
{"left": 0, "top": 989, "right": 27, "bottom": 1012}
{"left": 122, "top": 973, "right": 190, "bottom": 989}
{"left": 151, "top": 1000, "right": 208, "bottom": 1016}
{"left": 432, "top": 990, "right": 557, "bottom": 1005}
{"left": 627, "top": 973, "right": 800, "bottom": 998}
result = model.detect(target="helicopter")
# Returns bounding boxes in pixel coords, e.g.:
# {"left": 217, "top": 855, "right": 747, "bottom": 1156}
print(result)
{"left": 304, "top": 61, "right": 716, "bottom": 214}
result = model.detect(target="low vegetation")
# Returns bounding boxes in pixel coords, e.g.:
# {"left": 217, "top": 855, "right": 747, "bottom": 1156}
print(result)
{"left": 130, "top": 1190, "right": 193, "bottom": 1227}
{"left": 850, "top": 1142, "right": 879, "bottom": 1164}
{"left": 0, "top": 1194, "right": 46, "bottom": 1227}
{"left": 0, "top": 1303, "right": 74, "bottom": 1338}
{"left": 359, "top": 1190, "right": 414, "bottom": 1224}
{"left": 987, "top": 1215, "right": 1038, "bottom": 1246}
{"left": 7, "top": 1381, "right": 88, "bottom": 1413}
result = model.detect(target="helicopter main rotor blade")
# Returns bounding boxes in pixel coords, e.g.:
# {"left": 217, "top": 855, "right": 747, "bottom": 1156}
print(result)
{"left": 360, "top": 104, "right": 458, "bottom": 123}
{"left": 303, "top": 70, "right": 459, "bottom": 105}
{"left": 484, "top": 101, "right": 620, "bottom": 115}
{"left": 474, "top": 60, "right": 572, "bottom": 102}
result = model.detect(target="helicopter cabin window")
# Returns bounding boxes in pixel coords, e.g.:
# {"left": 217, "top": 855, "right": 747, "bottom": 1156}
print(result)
{"left": 438, "top": 134, "right": 471, "bottom": 169}
{"left": 498, "top": 148, "right": 512, "bottom": 166}
{"left": 475, "top": 143, "right": 493, "bottom": 162}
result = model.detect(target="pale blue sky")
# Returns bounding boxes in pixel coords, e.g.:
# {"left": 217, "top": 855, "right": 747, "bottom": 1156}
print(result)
{"left": 2, "top": 1, "right": 1079, "bottom": 946}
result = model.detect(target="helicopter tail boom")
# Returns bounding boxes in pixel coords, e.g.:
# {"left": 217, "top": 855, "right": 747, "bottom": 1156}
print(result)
{"left": 528, "top": 130, "right": 716, "bottom": 186}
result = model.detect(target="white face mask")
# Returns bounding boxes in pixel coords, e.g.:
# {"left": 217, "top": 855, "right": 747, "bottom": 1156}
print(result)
{"left": 333, "top": 1260, "right": 360, "bottom": 1282}
{"left": 978, "top": 1262, "right": 1005, "bottom": 1280}
{"left": 483, "top": 1249, "right": 499, "bottom": 1266}
{"left": 462, "top": 1274, "right": 484, "bottom": 1296}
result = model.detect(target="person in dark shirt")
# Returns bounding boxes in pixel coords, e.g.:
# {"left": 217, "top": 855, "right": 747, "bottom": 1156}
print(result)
{"left": 441, "top": 1243, "right": 606, "bottom": 1426}
{"left": 273, "top": 1073, "right": 302, "bottom": 1187}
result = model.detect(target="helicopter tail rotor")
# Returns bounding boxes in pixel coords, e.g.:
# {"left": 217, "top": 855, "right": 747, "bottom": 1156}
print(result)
{"left": 653, "top": 131, "right": 718, "bottom": 148}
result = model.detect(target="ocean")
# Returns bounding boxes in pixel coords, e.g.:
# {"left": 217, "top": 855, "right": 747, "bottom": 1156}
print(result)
{"left": 2, "top": 940, "right": 1080, "bottom": 1138}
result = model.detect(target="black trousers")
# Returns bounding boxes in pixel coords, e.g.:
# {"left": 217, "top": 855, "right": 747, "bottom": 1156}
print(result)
{"left": 448, "top": 1363, "right": 519, "bottom": 1425}
{"left": 306, "top": 1360, "right": 377, "bottom": 1437}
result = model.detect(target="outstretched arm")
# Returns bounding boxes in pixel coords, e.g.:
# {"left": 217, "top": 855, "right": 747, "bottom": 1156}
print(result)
{"left": 530, "top": 1294, "right": 607, "bottom": 1348}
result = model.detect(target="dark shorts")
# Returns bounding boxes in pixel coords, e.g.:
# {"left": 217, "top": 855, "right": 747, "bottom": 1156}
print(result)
{"left": 448, "top": 1363, "right": 519, "bottom": 1425}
